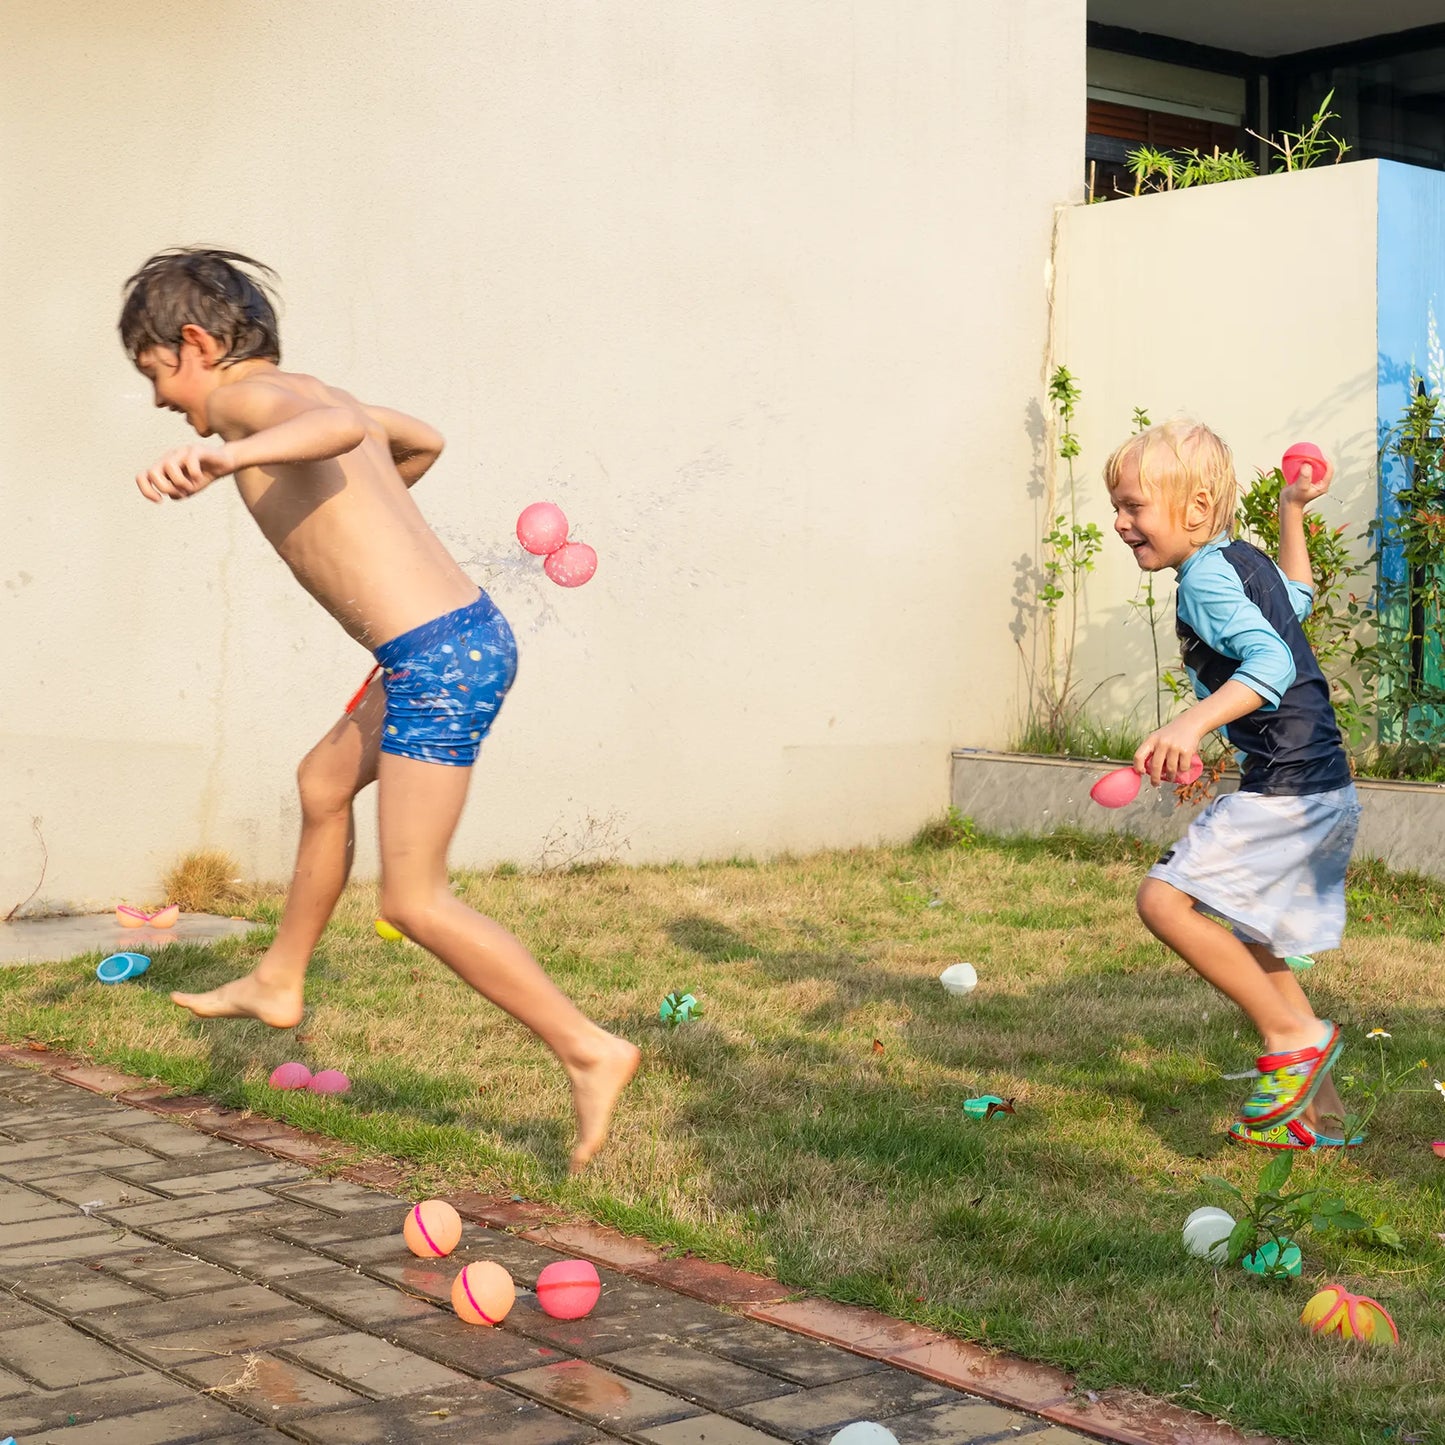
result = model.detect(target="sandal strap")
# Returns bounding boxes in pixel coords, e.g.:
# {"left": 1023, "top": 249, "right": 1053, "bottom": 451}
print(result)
{"left": 1256, "top": 1022, "right": 1339, "bottom": 1073}
{"left": 1256, "top": 1044, "right": 1324, "bottom": 1071}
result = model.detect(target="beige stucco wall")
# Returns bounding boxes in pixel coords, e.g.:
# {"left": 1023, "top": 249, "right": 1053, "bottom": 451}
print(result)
{"left": 1047, "top": 163, "right": 1379, "bottom": 738}
{"left": 0, "top": 1, "right": 1084, "bottom": 911}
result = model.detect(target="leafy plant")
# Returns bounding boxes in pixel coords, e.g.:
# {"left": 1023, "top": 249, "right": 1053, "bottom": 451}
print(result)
{"left": 1234, "top": 466, "right": 1376, "bottom": 749}
{"left": 1204, "top": 1150, "right": 1390, "bottom": 1279}
{"left": 1365, "top": 381, "right": 1445, "bottom": 743}
{"left": 1248, "top": 90, "right": 1350, "bottom": 172}
{"left": 1353, "top": 741, "right": 1445, "bottom": 783}
{"left": 1011, "top": 712, "right": 1144, "bottom": 763}
{"left": 1021, "top": 367, "right": 1106, "bottom": 752}
{"left": 913, "top": 807, "right": 978, "bottom": 850}
{"left": 1122, "top": 93, "right": 1349, "bottom": 203}
{"left": 658, "top": 991, "right": 702, "bottom": 1027}
{"left": 1128, "top": 145, "right": 1257, "bottom": 195}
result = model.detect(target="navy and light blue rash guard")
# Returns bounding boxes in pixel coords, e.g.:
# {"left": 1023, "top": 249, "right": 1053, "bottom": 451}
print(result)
{"left": 1174, "top": 534, "right": 1351, "bottom": 796}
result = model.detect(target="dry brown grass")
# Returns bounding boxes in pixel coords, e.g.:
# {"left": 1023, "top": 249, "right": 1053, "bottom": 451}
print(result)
{"left": 160, "top": 849, "right": 248, "bottom": 914}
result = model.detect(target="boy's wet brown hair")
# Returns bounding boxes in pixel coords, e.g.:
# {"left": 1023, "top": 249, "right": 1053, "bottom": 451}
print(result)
{"left": 120, "top": 248, "right": 281, "bottom": 365}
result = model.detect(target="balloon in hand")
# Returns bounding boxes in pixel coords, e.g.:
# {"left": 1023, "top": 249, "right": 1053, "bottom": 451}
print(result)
{"left": 1090, "top": 753, "right": 1202, "bottom": 809}
{"left": 1281, "top": 441, "right": 1325, "bottom": 487}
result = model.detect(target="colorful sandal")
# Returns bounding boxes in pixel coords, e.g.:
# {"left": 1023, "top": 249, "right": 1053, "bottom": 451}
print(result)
{"left": 1237, "top": 1023, "right": 1343, "bottom": 1128}
{"left": 1228, "top": 1118, "right": 1365, "bottom": 1151}
{"left": 1312, "top": 1128, "right": 1367, "bottom": 1149}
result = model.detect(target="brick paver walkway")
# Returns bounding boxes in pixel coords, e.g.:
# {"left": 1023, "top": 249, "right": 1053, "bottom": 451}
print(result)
{"left": 0, "top": 1059, "right": 1097, "bottom": 1445}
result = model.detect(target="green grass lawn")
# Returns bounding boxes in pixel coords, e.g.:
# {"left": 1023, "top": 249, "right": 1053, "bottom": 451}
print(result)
{"left": 3, "top": 831, "right": 1443, "bottom": 1444}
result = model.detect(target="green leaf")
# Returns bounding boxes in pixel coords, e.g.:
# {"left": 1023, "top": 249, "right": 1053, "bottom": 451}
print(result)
{"left": 1258, "top": 1152, "right": 1294, "bottom": 1194}
{"left": 1330, "top": 1211, "right": 1369, "bottom": 1232}
{"left": 1226, "top": 1219, "right": 1257, "bottom": 1264}
{"left": 1200, "top": 1175, "right": 1244, "bottom": 1202}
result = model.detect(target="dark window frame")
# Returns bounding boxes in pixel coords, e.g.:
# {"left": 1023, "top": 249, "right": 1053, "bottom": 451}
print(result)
{"left": 1088, "top": 19, "right": 1445, "bottom": 171}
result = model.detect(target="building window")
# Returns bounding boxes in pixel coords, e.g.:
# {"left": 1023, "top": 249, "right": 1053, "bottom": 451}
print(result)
{"left": 1085, "top": 46, "right": 1247, "bottom": 198}
{"left": 1281, "top": 46, "right": 1445, "bottom": 172}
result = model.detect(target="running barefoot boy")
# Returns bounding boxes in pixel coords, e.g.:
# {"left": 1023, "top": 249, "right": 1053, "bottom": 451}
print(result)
{"left": 120, "top": 248, "right": 637, "bottom": 1171}
{"left": 1107, "top": 421, "right": 1362, "bottom": 1150}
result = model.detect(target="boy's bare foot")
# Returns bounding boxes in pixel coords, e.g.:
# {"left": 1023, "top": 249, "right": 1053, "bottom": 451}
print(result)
{"left": 171, "top": 970, "right": 305, "bottom": 1029}
{"left": 566, "top": 1035, "right": 641, "bottom": 1174}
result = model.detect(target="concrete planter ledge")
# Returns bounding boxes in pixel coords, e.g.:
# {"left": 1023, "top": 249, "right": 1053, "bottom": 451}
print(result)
{"left": 952, "top": 750, "right": 1445, "bottom": 882}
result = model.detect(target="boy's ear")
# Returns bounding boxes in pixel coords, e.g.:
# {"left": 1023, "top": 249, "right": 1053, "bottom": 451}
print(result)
{"left": 179, "top": 323, "right": 227, "bottom": 367}
{"left": 1184, "top": 486, "right": 1213, "bottom": 531}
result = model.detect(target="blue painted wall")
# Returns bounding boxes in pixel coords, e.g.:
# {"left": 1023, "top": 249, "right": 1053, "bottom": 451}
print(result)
{"left": 1375, "top": 161, "right": 1445, "bottom": 736}
{"left": 1376, "top": 162, "right": 1445, "bottom": 580}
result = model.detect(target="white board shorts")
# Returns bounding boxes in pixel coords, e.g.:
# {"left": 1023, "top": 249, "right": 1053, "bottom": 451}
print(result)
{"left": 1148, "top": 784, "right": 1361, "bottom": 958}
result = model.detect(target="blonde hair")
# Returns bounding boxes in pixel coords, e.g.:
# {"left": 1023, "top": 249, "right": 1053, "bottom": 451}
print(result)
{"left": 1104, "top": 420, "right": 1237, "bottom": 538}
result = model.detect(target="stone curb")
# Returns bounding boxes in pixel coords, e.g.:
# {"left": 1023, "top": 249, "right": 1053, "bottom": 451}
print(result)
{"left": 4, "top": 1042, "right": 1281, "bottom": 1445}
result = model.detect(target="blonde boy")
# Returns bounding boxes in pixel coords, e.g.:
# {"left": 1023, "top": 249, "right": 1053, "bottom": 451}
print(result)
{"left": 1107, "top": 421, "right": 1361, "bottom": 1149}
{"left": 120, "top": 248, "right": 638, "bottom": 1172}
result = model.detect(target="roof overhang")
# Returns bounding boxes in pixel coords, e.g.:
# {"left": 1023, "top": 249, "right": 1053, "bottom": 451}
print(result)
{"left": 1090, "top": 2, "right": 1445, "bottom": 61}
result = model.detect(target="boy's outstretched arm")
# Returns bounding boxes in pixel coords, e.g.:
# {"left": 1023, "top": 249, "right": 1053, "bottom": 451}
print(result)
{"left": 364, "top": 404, "right": 445, "bottom": 488}
{"left": 1278, "top": 451, "right": 1334, "bottom": 586}
{"left": 135, "top": 381, "right": 365, "bottom": 502}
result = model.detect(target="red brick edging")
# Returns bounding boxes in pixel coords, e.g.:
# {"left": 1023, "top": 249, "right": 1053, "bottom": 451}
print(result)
{"left": 1, "top": 1043, "right": 1278, "bottom": 1445}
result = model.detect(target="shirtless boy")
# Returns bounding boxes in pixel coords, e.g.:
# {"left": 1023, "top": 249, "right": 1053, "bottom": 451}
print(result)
{"left": 120, "top": 248, "right": 637, "bottom": 1171}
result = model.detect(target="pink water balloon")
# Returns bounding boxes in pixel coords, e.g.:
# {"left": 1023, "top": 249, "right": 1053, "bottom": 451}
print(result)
{"left": 268, "top": 1062, "right": 313, "bottom": 1091}
{"left": 544, "top": 541, "right": 598, "bottom": 588}
{"left": 1281, "top": 442, "right": 1325, "bottom": 487}
{"left": 516, "top": 502, "right": 569, "bottom": 556}
{"left": 1090, "top": 767, "right": 1142, "bottom": 809}
{"left": 307, "top": 1069, "right": 351, "bottom": 1095}
{"left": 1090, "top": 753, "right": 1202, "bottom": 808}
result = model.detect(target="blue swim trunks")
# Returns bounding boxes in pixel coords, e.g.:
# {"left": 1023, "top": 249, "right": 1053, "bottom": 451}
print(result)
{"left": 373, "top": 591, "right": 517, "bottom": 766}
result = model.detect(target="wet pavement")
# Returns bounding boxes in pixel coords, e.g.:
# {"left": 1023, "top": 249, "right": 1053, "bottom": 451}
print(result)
{"left": 0, "top": 915, "right": 257, "bottom": 968}
{"left": 0, "top": 1059, "right": 1098, "bottom": 1445}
